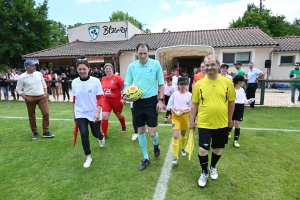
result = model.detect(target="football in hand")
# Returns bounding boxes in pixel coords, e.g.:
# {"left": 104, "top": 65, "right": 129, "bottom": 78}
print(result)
{"left": 125, "top": 85, "right": 142, "bottom": 100}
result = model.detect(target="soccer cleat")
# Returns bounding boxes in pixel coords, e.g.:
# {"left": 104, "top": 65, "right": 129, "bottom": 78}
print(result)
{"left": 172, "top": 157, "right": 178, "bottom": 165}
{"left": 164, "top": 118, "right": 168, "bottom": 123}
{"left": 153, "top": 144, "right": 160, "bottom": 157}
{"left": 99, "top": 137, "right": 105, "bottom": 147}
{"left": 210, "top": 166, "right": 218, "bottom": 180}
{"left": 32, "top": 132, "right": 38, "bottom": 139}
{"left": 131, "top": 133, "right": 138, "bottom": 141}
{"left": 42, "top": 132, "right": 54, "bottom": 138}
{"left": 121, "top": 127, "right": 126, "bottom": 133}
{"left": 198, "top": 172, "right": 209, "bottom": 187}
{"left": 83, "top": 157, "right": 92, "bottom": 168}
{"left": 181, "top": 149, "right": 187, "bottom": 157}
{"left": 138, "top": 159, "right": 150, "bottom": 170}
{"left": 234, "top": 140, "right": 240, "bottom": 148}
{"left": 228, "top": 133, "right": 231, "bottom": 139}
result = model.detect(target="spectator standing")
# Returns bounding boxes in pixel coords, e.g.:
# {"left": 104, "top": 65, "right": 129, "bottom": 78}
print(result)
{"left": 246, "top": 62, "right": 264, "bottom": 109}
{"left": 91, "top": 67, "right": 103, "bottom": 81}
{"left": 16, "top": 60, "right": 54, "bottom": 139}
{"left": 123, "top": 42, "right": 164, "bottom": 171}
{"left": 193, "top": 62, "right": 206, "bottom": 89}
{"left": 172, "top": 68, "right": 180, "bottom": 91}
{"left": 189, "top": 54, "right": 235, "bottom": 188}
{"left": 0, "top": 74, "right": 9, "bottom": 100}
{"left": 101, "top": 63, "right": 127, "bottom": 138}
{"left": 289, "top": 62, "right": 300, "bottom": 106}
{"left": 72, "top": 55, "right": 105, "bottom": 168}
{"left": 188, "top": 66, "right": 198, "bottom": 92}
{"left": 234, "top": 62, "right": 245, "bottom": 77}
{"left": 49, "top": 69, "right": 59, "bottom": 101}
{"left": 60, "top": 73, "right": 70, "bottom": 102}
{"left": 7, "top": 69, "right": 17, "bottom": 100}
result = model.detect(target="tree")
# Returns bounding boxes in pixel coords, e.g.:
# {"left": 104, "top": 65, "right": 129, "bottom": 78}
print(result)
{"left": 68, "top": 23, "right": 83, "bottom": 29}
{"left": 109, "top": 10, "right": 150, "bottom": 33}
{"left": 229, "top": 3, "right": 300, "bottom": 37}
{"left": 49, "top": 20, "right": 68, "bottom": 47}
{"left": 162, "top": 28, "right": 171, "bottom": 33}
{"left": 0, "top": 0, "right": 52, "bottom": 68}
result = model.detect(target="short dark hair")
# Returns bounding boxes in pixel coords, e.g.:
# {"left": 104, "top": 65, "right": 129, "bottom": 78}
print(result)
{"left": 233, "top": 75, "right": 244, "bottom": 84}
{"left": 76, "top": 55, "right": 89, "bottom": 68}
{"left": 136, "top": 42, "right": 149, "bottom": 51}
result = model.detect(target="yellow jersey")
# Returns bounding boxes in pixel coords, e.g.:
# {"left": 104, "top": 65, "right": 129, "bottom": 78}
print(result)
{"left": 192, "top": 75, "right": 235, "bottom": 129}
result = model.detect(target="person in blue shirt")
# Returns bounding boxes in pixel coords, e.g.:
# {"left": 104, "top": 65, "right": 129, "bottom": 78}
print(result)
{"left": 123, "top": 42, "right": 165, "bottom": 171}
{"left": 246, "top": 62, "right": 264, "bottom": 109}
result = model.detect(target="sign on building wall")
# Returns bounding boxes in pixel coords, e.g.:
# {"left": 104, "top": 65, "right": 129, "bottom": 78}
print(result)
{"left": 69, "top": 21, "right": 129, "bottom": 42}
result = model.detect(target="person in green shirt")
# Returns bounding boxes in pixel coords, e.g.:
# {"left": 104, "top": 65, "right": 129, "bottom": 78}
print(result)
{"left": 289, "top": 62, "right": 300, "bottom": 106}
{"left": 235, "top": 62, "right": 245, "bottom": 77}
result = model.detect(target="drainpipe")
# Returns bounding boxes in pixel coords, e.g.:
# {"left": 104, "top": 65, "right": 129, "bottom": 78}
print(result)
{"left": 112, "top": 56, "right": 116, "bottom": 72}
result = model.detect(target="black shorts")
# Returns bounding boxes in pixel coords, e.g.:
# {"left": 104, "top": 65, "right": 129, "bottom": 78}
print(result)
{"left": 132, "top": 96, "right": 158, "bottom": 128}
{"left": 232, "top": 104, "right": 244, "bottom": 121}
{"left": 198, "top": 127, "right": 228, "bottom": 150}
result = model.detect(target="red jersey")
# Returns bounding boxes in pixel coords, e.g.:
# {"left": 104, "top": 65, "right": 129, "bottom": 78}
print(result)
{"left": 101, "top": 75, "right": 125, "bottom": 100}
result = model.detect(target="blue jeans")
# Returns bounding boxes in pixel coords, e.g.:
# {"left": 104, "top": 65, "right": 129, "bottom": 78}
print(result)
{"left": 2, "top": 86, "right": 9, "bottom": 100}
{"left": 291, "top": 85, "right": 300, "bottom": 103}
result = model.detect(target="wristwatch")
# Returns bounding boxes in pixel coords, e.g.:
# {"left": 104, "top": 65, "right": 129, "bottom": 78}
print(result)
{"left": 158, "top": 98, "right": 164, "bottom": 101}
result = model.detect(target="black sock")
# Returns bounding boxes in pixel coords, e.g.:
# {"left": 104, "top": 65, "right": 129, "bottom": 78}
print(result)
{"left": 210, "top": 152, "right": 221, "bottom": 168}
{"left": 198, "top": 154, "right": 208, "bottom": 174}
{"left": 234, "top": 128, "right": 240, "bottom": 141}
{"left": 228, "top": 127, "right": 232, "bottom": 132}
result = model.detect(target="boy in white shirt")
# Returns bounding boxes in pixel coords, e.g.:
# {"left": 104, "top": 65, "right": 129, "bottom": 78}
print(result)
{"left": 164, "top": 77, "right": 175, "bottom": 123}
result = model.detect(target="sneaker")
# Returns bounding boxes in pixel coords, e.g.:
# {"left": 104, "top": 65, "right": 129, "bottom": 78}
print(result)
{"left": 198, "top": 172, "right": 209, "bottom": 187}
{"left": 181, "top": 149, "right": 187, "bottom": 157}
{"left": 138, "top": 159, "right": 150, "bottom": 170}
{"left": 131, "top": 133, "right": 138, "bottom": 141}
{"left": 172, "top": 157, "right": 178, "bottom": 165}
{"left": 164, "top": 118, "right": 168, "bottom": 123}
{"left": 154, "top": 144, "right": 160, "bottom": 157}
{"left": 99, "top": 137, "right": 105, "bottom": 147}
{"left": 83, "top": 157, "right": 92, "bottom": 168}
{"left": 43, "top": 132, "right": 54, "bottom": 138}
{"left": 210, "top": 166, "right": 218, "bottom": 180}
{"left": 234, "top": 140, "right": 240, "bottom": 148}
{"left": 291, "top": 103, "right": 294, "bottom": 107}
{"left": 121, "top": 127, "right": 126, "bottom": 133}
{"left": 62, "top": 100, "right": 65, "bottom": 102}
{"left": 228, "top": 133, "right": 231, "bottom": 139}
{"left": 32, "top": 132, "right": 38, "bottom": 139}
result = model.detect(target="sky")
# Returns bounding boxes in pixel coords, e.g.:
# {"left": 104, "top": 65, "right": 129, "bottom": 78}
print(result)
{"left": 35, "top": 0, "right": 299, "bottom": 33}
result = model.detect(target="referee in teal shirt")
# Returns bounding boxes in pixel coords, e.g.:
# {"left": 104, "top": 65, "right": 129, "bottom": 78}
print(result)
{"left": 123, "top": 42, "right": 165, "bottom": 171}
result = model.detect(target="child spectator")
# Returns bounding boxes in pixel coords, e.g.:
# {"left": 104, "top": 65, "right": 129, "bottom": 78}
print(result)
{"left": 60, "top": 73, "right": 70, "bottom": 102}
{"left": 163, "top": 77, "right": 175, "bottom": 123}
{"left": 228, "top": 75, "right": 253, "bottom": 147}
{"left": 166, "top": 77, "right": 192, "bottom": 165}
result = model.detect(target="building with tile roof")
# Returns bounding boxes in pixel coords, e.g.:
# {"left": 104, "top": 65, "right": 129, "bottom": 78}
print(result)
{"left": 22, "top": 21, "right": 300, "bottom": 79}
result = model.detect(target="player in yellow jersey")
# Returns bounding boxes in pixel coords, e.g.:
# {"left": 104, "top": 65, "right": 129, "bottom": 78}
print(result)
{"left": 189, "top": 54, "right": 235, "bottom": 188}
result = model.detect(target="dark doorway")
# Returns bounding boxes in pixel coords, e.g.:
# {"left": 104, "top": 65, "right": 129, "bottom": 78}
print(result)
{"left": 178, "top": 57, "right": 203, "bottom": 73}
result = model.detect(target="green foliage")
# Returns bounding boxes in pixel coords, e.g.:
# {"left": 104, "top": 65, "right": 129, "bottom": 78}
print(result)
{"left": 0, "top": 0, "right": 52, "bottom": 68}
{"left": 68, "top": 22, "right": 83, "bottom": 29}
{"left": 109, "top": 10, "right": 151, "bottom": 33}
{"left": 49, "top": 20, "right": 68, "bottom": 47}
{"left": 229, "top": 3, "right": 300, "bottom": 37}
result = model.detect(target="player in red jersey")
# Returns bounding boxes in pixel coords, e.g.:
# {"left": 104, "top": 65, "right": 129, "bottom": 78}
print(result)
{"left": 101, "top": 63, "right": 126, "bottom": 138}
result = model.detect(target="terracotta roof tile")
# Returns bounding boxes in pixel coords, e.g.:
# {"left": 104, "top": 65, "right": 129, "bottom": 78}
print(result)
{"left": 23, "top": 27, "right": 278, "bottom": 58}
{"left": 273, "top": 36, "right": 300, "bottom": 52}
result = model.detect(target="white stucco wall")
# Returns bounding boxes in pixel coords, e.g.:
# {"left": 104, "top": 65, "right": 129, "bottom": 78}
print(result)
{"left": 271, "top": 53, "right": 300, "bottom": 79}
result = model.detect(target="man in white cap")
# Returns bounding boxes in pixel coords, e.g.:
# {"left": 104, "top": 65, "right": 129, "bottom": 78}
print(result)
{"left": 16, "top": 60, "right": 54, "bottom": 139}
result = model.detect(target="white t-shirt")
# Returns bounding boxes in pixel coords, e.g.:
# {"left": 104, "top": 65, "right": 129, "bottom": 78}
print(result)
{"left": 72, "top": 77, "right": 104, "bottom": 121}
{"left": 172, "top": 76, "right": 180, "bottom": 91}
{"left": 166, "top": 91, "right": 192, "bottom": 111}
{"left": 164, "top": 84, "right": 175, "bottom": 96}
{"left": 235, "top": 88, "right": 247, "bottom": 104}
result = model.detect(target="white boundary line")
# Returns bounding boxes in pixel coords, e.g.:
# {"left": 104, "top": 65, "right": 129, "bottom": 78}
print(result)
{"left": 0, "top": 116, "right": 299, "bottom": 132}
{"left": 153, "top": 138, "right": 173, "bottom": 200}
